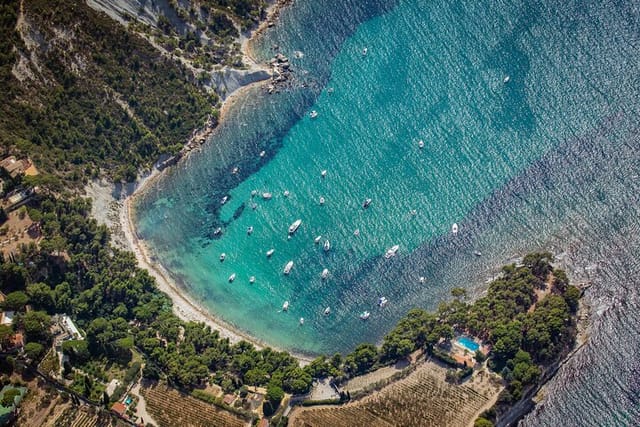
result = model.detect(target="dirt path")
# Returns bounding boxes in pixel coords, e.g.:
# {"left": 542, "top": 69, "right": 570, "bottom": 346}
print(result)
{"left": 130, "top": 379, "right": 158, "bottom": 427}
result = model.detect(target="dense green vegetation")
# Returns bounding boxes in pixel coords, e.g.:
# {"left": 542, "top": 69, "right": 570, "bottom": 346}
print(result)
{"left": 0, "top": 0, "right": 217, "bottom": 184}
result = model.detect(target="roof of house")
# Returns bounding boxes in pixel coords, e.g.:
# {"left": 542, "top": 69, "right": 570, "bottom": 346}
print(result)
{"left": 111, "top": 402, "right": 127, "bottom": 416}
{"left": 223, "top": 394, "right": 235, "bottom": 405}
{"left": 10, "top": 333, "right": 23, "bottom": 348}
{"left": 258, "top": 418, "right": 269, "bottom": 427}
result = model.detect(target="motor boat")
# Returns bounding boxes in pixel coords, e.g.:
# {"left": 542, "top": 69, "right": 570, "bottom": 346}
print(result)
{"left": 221, "top": 196, "right": 228, "bottom": 205}
{"left": 288, "top": 219, "right": 302, "bottom": 234}
{"left": 323, "top": 240, "right": 331, "bottom": 252}
{"left": 228, "top": 273, "right": 236, "bottom": 283}
{"left": 384, "top": 244, "right": 400, "bottom": 259}
{"left": 321, "top": 269, "right": 329, "bottom": 279}
{"left": 314, "top": 235, "right": 322, "bottom": 244}
{"left": 266, "top": 249, "right": 275, "bottom": 257}
{"left": 282, "top": 301, "right": 289, "bottom": 311}
{"left": 310, "top": 110, "right": 318, "bottom": 118}
{"left": 299, "top": 317, "right": 305, "bottom": 325}
{"left": 363, "top": 198, "right": 372, "bottom": 208}
{"left": 378, "top": 297, "right": 388, "bottom": 308}
{"left": 247, "top": 226, "right": 254, "bottom": 235}
{"left": 452, "top": 223, "right": 459, "bottom": 234}
{"left": 284, "top": 261, "right": 294, "bottom": 275}
{"left": 283, "top": 190, "right": 290, "bottom": 197}
{"left": 323, "top": 307, "right": 331, "bottom": 316}
{"left": 359, "top": 311, "right": 370, "bottom": 320}
{"left": 418, "top": 140, "right": 425, "bottom": 149}
{"left": 319, "top": 197, "right": 325, "bottom": 205}
{"left": 321, "top": 170, "right": 327, "bottom": 178}
{"left": 219, "top": 253, "right": 226, "bottom": 262}
{"left": 262, "top": 192, "right": 272, "bottom": 200}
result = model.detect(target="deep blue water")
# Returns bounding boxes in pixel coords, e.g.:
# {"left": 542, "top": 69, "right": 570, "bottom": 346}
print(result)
{"left": 134, "top": 0, "right": 640, "bottom": 424}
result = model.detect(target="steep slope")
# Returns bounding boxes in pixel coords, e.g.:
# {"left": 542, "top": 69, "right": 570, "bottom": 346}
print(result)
{"left": 0, "top": 0, "right": 217, "bottom": 184}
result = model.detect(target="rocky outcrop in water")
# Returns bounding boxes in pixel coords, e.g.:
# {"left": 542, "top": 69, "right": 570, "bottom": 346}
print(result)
{"left": 266, "top": 53, "right": 294, "bottom": 94}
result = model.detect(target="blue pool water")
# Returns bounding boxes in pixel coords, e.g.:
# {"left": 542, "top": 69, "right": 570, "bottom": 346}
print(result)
{"left": 457, "top": 336, "right": 480, "bottom": 353}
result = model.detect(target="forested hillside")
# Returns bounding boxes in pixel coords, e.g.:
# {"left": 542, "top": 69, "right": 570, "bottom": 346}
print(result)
{"left": 0, "top": 0, "right": 217, "bottom": 185}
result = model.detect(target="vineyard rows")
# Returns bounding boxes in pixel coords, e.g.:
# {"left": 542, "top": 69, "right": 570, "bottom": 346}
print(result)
{"left": 142, "top": 383, "right": 248, "bottom": 427}
{"left": 292, "top": 363, "right": 491, "bottom": 427}
{"left": 69, "top": 410, "right": 97, "bottom": 427}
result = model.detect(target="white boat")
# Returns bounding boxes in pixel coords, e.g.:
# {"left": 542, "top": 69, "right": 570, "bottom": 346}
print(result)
{"left": 504, "top": 75, "right": 510, "bottom": 83}
{"left": 288, "top": 219, "right": 302, "bottom": 234}
{"left": 251, "top": 203, "right": 257, "bottom": 210}
{"left": 323, "top": 307, "right": 331, "bottom": 316}
{"left": 321, "top": 169, "right": 327, "bottom": 178}
{"left": 418, "top": 139, "right": 425, "bottom": 149}
{"left": 353, "top": 229, "right": 360, "bottom": 236}
{"left": 359, "top": 311, "right": 370, "bottom": 320}
{"left": 323, "top": 240, "right": 331, "bottom": 252}
{"left": 319, "top": 197, "right": 325, "bottom": 205}
{"left": 378, "top": 297, "right": 388, "bottom": 308}
{"left": 310, "top": 110, "right": 318, "bottom": 119}
{"left": 384, "top": 244, "right": 400, "bottom": 259}
{"left": 247, "top": 226, "right": 254, "bottom": 235}
{"left": 299, "top": 317, "right": 305, "bottom": 325}
{"left": 452, "top": 223, "right": 459, "bottom": 234}
{"left": 363, "top": 198, "right": 372, "bottom": 208}
{"left": 262, "top": 192, "right": 273, "bottom": 200}
{"left": 314, "top": 235, "right": 322, "bottom": 244}
{"left": 228, "top": 273, "right": 236, "bottom": 283}
{"left": 362, "top": 47, "right": 368, "bottom": 56}
{"left": 419, "top": 276, "right": 426, "bottom": 284}
{"left": 321, "top": 268, "right": 329, "bottom": 279}
{"left": 283, "top": 190, "right": 290, "bottom": 197}
{"left": 219, "top": 253, "right": 226, "bottom": 262}
{"left": 282, "top": 301, "right": 289, "bottom": 311}
{"left": 259, "top": 150, "right": 266, "bottom": 157}
{"left": 213, "top": 227, "right": 222, "bottom": 236}
{"left": 249, "top": 276, "right": 255, "bottom": 284}
{"left": 251, "top": 190, "right": 258, "bottom": 197}
{"left": 266, "top": 249, "right": 275, "bottom": 257}
{"left": 474, "top": 251, "right": 482, "bottom": 257}
{"left": 284, "top": 261, "right": 294, "bottom": 275}
{"left": 221, "top": 196, "right": 228, "bottom": 205}
{"left": 231, "top": 166, "right": 239, "bottom": 175}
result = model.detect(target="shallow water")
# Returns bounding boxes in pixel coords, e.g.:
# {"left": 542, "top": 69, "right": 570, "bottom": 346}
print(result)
{"left": 135, "top": 0, "right": 640, "bottom": 423}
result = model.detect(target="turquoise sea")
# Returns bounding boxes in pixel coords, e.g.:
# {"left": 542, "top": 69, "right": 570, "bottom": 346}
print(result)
{"left": 135, "top": 0, "right": 640, "bottom": 424}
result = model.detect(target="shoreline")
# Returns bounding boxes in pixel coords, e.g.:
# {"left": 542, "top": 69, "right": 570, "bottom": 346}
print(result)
{"left": 87, "top": 0, "right": 313, "bottom": 365}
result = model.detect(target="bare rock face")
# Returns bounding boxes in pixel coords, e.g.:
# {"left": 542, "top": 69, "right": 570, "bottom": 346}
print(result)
{"left": 209, "top": 68, "right": 272, "bottom": 100}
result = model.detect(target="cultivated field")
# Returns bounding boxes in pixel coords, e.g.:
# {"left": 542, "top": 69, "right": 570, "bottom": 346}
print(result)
{"left": 141, "top": 383, "right": 249, "bottom": 427}
{"left": 290, "top": 360, "right": 502, "bottom": 427}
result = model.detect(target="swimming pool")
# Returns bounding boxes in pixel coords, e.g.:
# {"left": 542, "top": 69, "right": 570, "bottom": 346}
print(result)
{"left": 457, "top": 336, "right": 480, "bottom": 352}
{"left": 124, "top": 396, "right": 133, "bottom": 405}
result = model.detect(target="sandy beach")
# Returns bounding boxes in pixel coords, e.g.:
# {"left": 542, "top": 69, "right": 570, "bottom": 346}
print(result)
{"left": 86, "top": 0, "right": 312, "bottom": 365}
